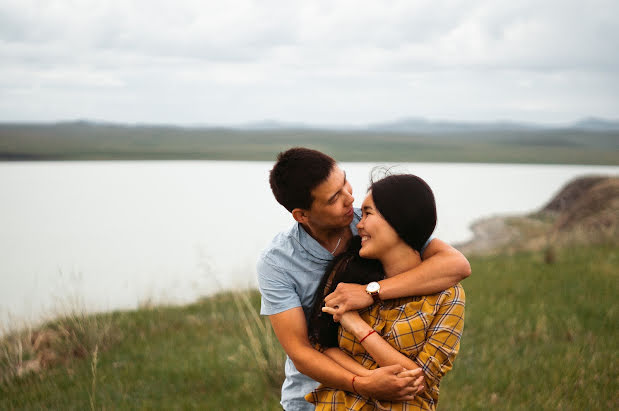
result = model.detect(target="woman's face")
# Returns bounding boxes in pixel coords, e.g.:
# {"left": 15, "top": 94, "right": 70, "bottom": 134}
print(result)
{"left": 356, "top": 192, "right": 402, "bottom": 260}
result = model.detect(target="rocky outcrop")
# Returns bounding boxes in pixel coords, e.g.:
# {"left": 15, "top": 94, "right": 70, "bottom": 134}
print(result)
{"left": 541, "top": 176, "right": 610, "bottom": 213}
{"left": 458, "top": 175, "right": 619, "bottom": 256}
{"left": 551, "top": 177, "right": 618, "bottom": 238}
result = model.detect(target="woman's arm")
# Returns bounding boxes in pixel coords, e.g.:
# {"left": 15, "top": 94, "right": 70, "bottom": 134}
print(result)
{"left": 330, "top": 310, "right": 420, "bottom": 372}
{"left": 320, "top": 310, "right": 425, "bottom": 393}
{"left": 324, "top": 239, "right": 471, "bottom": 319}
{"left": 325, "top": 285, "right": 465, "bottom": 390}
{"left": 414, "top": 284, "right": 465, "bottom": 389}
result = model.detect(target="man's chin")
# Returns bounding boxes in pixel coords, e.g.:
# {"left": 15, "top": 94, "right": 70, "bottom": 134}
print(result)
{"left": 343, "top": 213, "right": 354, "bottom": 226}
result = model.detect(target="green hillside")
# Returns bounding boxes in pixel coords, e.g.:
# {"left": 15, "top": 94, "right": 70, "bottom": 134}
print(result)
{"left": 1, "top": 122, "right": 617, "bottom": 164}
{"left": 1, "top": 244, "right": 617, "bottom": 410}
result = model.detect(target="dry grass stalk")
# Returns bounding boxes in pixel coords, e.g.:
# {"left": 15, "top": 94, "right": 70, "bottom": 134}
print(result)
{"left": 231, "top": 291, "right": 285, "bottom": 388}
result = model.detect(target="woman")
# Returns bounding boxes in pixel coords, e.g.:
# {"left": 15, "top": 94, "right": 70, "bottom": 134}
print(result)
{"left": 305, "top": 174, "right": 465, "bottom": 410}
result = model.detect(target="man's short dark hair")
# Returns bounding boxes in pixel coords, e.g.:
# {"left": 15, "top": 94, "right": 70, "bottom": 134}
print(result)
{"left": 269, "top": 147, "right": 336, "bottom": 212}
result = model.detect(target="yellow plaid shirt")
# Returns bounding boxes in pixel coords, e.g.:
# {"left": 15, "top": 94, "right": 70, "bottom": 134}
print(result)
{"left": 305, "top": 283, "right": 465, "bottom": 410}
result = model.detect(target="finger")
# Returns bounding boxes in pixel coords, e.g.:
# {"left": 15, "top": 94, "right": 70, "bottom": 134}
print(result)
{"left": 394, "top": 386, "right": 417, "bottom": 401}
{"left": 325, "top": 302, "right": 345, "bottom": 313}
{"left": 323, "top": 297, "right": 340, "bottom": 308}
{"left": 411, "top": 376, "right": 424, "bottom": 391}
{"left": 322, "top": 306, "right": 337, "bottom": 315}
{"left": 383, "top": 364, "right": 407, "bottom": 374}
{"left": 397, "top": 369, "right": 422, "bottom": 378}
{"left": 414, "top": 376, "right": 424, "bottom": 387}
{"left": 324, "top": 291, "right": 340, "bottom": 305}
{"left": 394, "top": 395, "right": 416, "bottom": 402}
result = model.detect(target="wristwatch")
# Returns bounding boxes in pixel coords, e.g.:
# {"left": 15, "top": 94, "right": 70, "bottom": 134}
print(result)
{"left": 366, "top": 281, "right": 381, "bottom": 303}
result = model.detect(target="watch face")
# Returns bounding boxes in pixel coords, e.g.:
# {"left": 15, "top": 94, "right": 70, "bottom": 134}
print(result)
{"left": 367, "top": 282, "right": 380, "bottom": 293}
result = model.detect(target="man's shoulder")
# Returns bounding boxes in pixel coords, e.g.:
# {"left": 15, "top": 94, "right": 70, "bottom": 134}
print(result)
{"left": 261, "top": 222, "right": 297, "bottom": 253}
{"left": 258, "top": 222, "right": 302, "bottom": 271}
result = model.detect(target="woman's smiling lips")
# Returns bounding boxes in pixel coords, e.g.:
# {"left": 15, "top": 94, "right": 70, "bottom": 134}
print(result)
{"left": 359, "top": 229, "right": 370, "bottom": 243}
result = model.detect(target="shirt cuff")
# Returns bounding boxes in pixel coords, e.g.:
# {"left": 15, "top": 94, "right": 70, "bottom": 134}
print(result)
{"left": 415, "top": 351, "right": 444, "bottom": 388}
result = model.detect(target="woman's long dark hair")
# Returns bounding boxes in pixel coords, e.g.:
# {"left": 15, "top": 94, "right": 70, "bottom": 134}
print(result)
{"left": 307, "top": 236, "right": 384, "bottom": 348}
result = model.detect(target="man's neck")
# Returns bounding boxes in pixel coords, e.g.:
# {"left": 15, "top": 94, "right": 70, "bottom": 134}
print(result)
{"left": 301, "top": 223, "right": 352, "bottom": 255}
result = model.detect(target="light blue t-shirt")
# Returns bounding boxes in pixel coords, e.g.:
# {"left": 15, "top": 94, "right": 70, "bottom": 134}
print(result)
{"left": 257, "top": 208, "right": 431, "bottom": 411}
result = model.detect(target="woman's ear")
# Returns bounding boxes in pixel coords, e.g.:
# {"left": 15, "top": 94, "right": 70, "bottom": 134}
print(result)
{"left": 292, "top": 208, "right": 308, "bottom": 224}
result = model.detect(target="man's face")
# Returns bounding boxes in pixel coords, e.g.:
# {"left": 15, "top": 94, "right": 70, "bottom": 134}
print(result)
{"left": 306, "top": 166, "right": 355, "bottom": 230}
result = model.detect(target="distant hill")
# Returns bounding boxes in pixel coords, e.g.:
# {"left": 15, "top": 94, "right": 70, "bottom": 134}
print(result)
{"left": 570, "top": 117, "right": 619, "bottom": 131}
{"left": 366, "top": 117, "right": 544, "bottom": 133}
{"left": 232, "top": 116, "right": 619, "bottom": 133}
{"left": 0, "top": 119, "right": 618, "bottom": 164}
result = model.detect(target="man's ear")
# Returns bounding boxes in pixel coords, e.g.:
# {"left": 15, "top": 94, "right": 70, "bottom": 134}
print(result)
{"left": 292, "top": 208, "right": 309, "bottom": 224}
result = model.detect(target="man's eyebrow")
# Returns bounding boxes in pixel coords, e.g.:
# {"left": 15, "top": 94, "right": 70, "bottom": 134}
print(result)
{"left": 327, "top": 171, "right": 347, "bottom": 203}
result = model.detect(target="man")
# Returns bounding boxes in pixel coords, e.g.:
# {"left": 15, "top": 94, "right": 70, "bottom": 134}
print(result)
{"left": 257, "top": 147, "right": 471, "bottom": 411}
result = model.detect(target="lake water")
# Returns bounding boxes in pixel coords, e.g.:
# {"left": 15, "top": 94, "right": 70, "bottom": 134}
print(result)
{"left": 1, "top": 161, "right": 617, "bottom": 332}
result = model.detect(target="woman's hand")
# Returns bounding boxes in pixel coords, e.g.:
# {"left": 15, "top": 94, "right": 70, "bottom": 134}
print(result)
{"left": 322, "top": 306, "right": 364, "bottom": 334}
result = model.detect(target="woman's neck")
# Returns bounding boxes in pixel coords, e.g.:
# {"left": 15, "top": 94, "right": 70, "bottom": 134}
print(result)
{"left": 380, "top": 243, "right": 422, "bottom": 278}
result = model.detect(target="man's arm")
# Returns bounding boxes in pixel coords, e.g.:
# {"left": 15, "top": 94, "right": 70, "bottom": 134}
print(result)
{"left": 322, "top": 347, "right": 424, "bottom": 394}
{"left": 322, "top": 347, "right": 372, "bottom": 376}
{"left": 269, "top": 307, "right": 419, "bottom": 401}
{"left": 324, "top": 239, "right": 470, "bottom": 318}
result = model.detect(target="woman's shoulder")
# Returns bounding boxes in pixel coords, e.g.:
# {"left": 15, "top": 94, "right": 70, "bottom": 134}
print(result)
{"left": 446, "top": 282, "right": 465, "bottom": 301}
{"left": 382, "top": 283, "right": 465, "bottom": 307}
{"left": 429, "top": 283, "right": 465, "bottom": 301}
{"left": 383, "top": 284, "right": 465, "bottom": 315}
{"left": 429, "top": 283, "right": 466, "bottom": 313}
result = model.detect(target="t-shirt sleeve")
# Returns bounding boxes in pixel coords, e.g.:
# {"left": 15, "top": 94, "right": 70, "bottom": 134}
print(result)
{"left": 420, "top": 234, "right": 434, "bottom": 255}
{"left": 256, "top": 255, "right": 302, "bottom": 316}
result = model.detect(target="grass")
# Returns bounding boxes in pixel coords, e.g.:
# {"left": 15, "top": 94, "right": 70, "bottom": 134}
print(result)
{"left": 439, "top": 243, "right": 618, "bottom": 410}
{"left": 1, "top": 292, "right": 285, "bottom": 410}
{"left": 1, "top": 244, "right": 617, "bottom": 409}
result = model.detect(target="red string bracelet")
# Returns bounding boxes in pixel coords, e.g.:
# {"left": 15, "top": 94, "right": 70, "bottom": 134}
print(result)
{"left": 352, "top": 375, "right": 358, "bottom": 394}
{"left": 359, "top": 329, "right": 376, "bottom": 343}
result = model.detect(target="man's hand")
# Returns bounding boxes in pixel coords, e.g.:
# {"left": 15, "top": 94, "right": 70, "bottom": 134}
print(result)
{"left": 355, "top": 365, "right": 424, "bottom": 401}
{"left": 324, "top": 283, "right": 373, "bottom": 321}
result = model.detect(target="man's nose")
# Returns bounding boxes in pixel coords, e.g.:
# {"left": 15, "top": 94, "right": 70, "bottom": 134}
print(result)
{"left": 344, "top": 190, "right": 354, "bottom": 205}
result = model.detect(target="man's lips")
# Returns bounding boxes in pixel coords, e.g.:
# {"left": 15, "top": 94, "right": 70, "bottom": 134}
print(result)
{"left": 345, "top": 208, "right": 354, "bottom": 217}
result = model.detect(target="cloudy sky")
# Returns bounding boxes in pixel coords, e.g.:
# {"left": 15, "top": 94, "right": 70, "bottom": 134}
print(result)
{"left": 1, "top": 0, "right": 618, "bottom": 126}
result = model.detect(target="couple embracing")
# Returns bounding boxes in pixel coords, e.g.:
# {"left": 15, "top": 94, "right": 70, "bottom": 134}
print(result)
{"left": 257, "top": 147, "right": 470, "bottom": 410}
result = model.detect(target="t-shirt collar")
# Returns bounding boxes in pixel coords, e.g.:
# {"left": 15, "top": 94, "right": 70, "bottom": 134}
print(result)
{"left": 296, "top": 208, "right": 361, "bottom": 260}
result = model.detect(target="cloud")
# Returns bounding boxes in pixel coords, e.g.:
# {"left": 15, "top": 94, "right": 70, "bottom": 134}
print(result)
{"left": 0, "top": 0, "right": 618, "bottom": 124}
